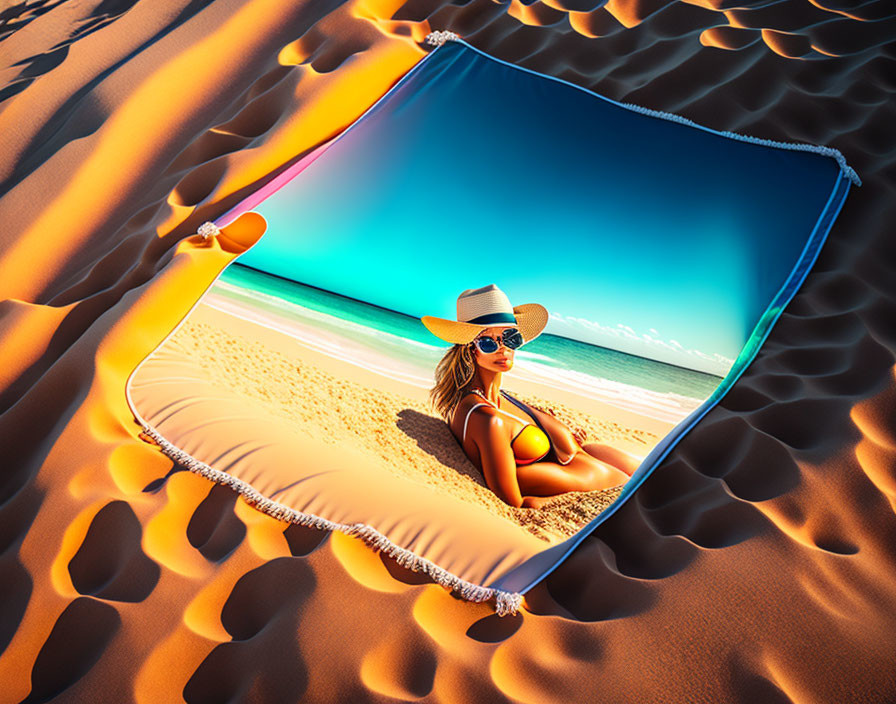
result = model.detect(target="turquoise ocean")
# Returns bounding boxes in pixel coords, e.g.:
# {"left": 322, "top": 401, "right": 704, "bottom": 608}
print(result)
{"left": 209, "top": 264, "right": 725, "bottom": 424}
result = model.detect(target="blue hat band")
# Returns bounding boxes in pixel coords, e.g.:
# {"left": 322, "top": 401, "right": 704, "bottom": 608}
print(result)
{"left": 466, "top": 312, "right": 517, "bottom": 325}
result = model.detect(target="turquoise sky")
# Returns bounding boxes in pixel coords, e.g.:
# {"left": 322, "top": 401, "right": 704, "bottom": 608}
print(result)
{"left": 234, "top": 41, "right": 841, "bottom": 376}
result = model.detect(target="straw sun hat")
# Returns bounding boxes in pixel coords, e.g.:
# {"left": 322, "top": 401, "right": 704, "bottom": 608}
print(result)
{"left": 421, "top": 284, "right": 549, "bottom": 345}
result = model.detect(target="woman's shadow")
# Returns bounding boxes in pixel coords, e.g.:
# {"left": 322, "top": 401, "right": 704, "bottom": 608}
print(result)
{"left": 395, "top": 409, "right": 485, "bottom": 484}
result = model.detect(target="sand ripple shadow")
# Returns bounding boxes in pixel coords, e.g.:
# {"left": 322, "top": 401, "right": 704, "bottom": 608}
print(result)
{"left": 725, "top": 655, "right": 794, "bottom": 704}
{"left": 525, "top": 537, "right": 659, "bottom": 621}
{"left": 0, "top": 484, "right": 41, "bottom": 657}
{"left": 20, "top": 597, "right": 120, "bottom": 704}
{"left": 67, "top": 501, "right": 160, "bottom": 602}
{"left": 283, "top": 522, "right": 329, "bottom": 557}
{"left": 0, "top": 555, "right": 31, "bottom": 660}
{"left": 0, "top": 0, "right": 66, "bottom": 41}
{"left": 141, "top": 464, "right": 187, "bottom": 494}
{"left": 0, "top": 0, "right": 218, "bottom": 201}
{"left": 465, "top": 612, "right": 524, "bottom": 643}
{"left": 183, "top": 558, "right": 313, "bottom": 703}
{"left": 186, "top": 483, "right": 246, "bottom": 563}
{"left": 0, "top": 0, "right": 144, "bottom": 106}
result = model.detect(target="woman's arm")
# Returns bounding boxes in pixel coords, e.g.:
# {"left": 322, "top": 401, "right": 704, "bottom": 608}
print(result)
{"left": 468, "top": 409, "right": 526, "bottom": 508}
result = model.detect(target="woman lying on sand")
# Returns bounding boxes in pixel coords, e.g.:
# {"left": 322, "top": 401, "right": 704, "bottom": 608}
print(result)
{"left": 423, "top": 284, "right": 640, "bottom": 509}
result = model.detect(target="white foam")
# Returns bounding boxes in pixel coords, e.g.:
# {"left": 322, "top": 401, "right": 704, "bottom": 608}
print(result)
{"left": 208, "top": 284, "right": 705, "bottom": 424}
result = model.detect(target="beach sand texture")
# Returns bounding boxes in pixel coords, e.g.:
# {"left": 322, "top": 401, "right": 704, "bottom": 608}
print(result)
{"left": 129, "top": 299, "right": 660, "bottom": 545}
{"left": 2, "top": 1, "right": 896, "bottom": 702}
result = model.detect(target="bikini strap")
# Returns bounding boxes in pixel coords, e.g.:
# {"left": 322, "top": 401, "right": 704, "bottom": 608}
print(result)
{"left": 500, "top": 390, "right": 553, "bottom": 442}
{"left": 460, "top": 389, "right": 523, "bottom": 443}
{"left": 500, "top": 389, "right": 533, "bottom": 420}
{"left": 462, "top": 403, "right": 491, "bottom": 444}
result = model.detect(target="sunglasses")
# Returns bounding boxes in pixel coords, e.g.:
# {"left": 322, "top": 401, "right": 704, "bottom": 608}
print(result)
{"left": 471, "top": 328, "right": 525, "bottom": 354}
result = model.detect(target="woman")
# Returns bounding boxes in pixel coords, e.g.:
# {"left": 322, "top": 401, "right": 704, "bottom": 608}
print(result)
{"left": 422, "top": 284, "right": 640, "bottom": 510}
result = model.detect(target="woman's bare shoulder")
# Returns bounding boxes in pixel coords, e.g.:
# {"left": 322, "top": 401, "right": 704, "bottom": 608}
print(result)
{"left": 450, "top": 393, "right": 500, "bottom": 436}
{"left": 463, "top": 404, "right": 510, "bottom": 445}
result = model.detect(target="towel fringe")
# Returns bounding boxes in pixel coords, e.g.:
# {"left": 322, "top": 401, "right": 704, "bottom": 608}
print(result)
{"left": 613, "top": 100, "right": 862, "bottom": 186}
{"left": 423, "top": 30, "right": 861, "bottom": 187}
{"left": 137, "top": 422, "right": 523, "bottom": 616}
{"left": 425, "top": 30, "right": 460, "bottom": 47}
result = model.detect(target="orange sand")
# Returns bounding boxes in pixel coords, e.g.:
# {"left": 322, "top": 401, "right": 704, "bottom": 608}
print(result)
{"left": 1, "top": 0, "right": 895, "bottom": 702}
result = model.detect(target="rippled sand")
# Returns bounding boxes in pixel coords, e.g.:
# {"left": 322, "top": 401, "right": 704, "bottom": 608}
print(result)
{"left": 1, "top": 0, "right": 895, "bottom": 702}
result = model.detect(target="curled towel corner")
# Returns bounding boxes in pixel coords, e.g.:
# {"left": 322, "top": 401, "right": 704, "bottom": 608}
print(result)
{"left": 135, "top": 421, "right": 525, "bottom": 616}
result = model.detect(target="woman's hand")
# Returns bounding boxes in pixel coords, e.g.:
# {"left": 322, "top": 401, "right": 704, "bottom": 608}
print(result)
{"left": 553, "top": 433, "right": 581, "bottom": 465}
{"left": 521, "top": 403, "right": 582, "bottom": 464}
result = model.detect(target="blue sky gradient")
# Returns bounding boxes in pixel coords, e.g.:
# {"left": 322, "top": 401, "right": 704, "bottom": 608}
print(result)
{"left": 236, "top": 41, "right": 841, "bottom": 376}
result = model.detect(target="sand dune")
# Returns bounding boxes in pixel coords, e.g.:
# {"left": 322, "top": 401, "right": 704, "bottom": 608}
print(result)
{"left": 1, "top": 0, "right": 895, "bottom": 702}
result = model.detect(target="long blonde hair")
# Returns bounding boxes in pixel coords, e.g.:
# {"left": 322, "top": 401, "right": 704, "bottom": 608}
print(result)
{"left": 429, "top": 343, "right": 591, "bottom": 445}
{"left": 429, "top": 343, "right": 477, "bottom": 421}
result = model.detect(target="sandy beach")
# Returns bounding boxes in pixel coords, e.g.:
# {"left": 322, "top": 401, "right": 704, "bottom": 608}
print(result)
{"left": 1, "top": 1, "right": 895, "bottom": 702}
{"left": 129, "top": 296, "right": 670, "bottom": 545}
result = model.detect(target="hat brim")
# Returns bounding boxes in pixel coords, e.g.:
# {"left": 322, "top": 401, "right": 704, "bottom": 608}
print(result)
{"left": 422, "top": 303, "right": 549, "bottom": 345}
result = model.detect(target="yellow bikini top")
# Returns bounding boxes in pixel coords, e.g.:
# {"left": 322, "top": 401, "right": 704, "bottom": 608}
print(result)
{"left": 510, "top": 424, "right": 552, "bottom": 465}
{"left": 460, "top": 389, "right": 551, "bottom": 465}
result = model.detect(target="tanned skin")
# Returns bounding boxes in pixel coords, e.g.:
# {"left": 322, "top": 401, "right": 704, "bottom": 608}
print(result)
{"left": 449, "top": 326, "right": 641, "bottom": 509}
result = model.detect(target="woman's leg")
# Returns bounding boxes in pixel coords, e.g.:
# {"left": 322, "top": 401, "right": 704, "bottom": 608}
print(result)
{"left": 580, "top": 442, "right": 642, "bottom": 477}
{"left": 516, "top": 455, "right": 628, "bottom": 497}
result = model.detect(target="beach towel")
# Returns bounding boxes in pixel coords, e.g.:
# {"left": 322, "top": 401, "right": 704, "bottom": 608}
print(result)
{"left": 127, "top": 31, "right": 858, "bottom": 615}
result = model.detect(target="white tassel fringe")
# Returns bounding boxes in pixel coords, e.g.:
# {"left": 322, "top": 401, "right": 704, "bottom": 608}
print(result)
{"left": 425, "top": 30, "right": 460, "bottom": 47}
{"left": 423, "top": 30, "right": 860, "bottom": 186}
{"left": 138, "top": 422, "right": 524, "bottom": 616}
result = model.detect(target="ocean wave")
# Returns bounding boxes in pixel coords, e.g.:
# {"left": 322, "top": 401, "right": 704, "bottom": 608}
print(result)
{"left": 213, "top": 282, "right": 442, "bottom": 353}
{"left": 211, "top": 282, "right": 708, "bottom": 424}
{"left": 512, "top": 359, "right": 705, "bottom": 422}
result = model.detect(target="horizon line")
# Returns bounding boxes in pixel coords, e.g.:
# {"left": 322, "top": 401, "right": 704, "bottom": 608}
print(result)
{"left": 227, "top": 262, "right": 727, "bottom": 379}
